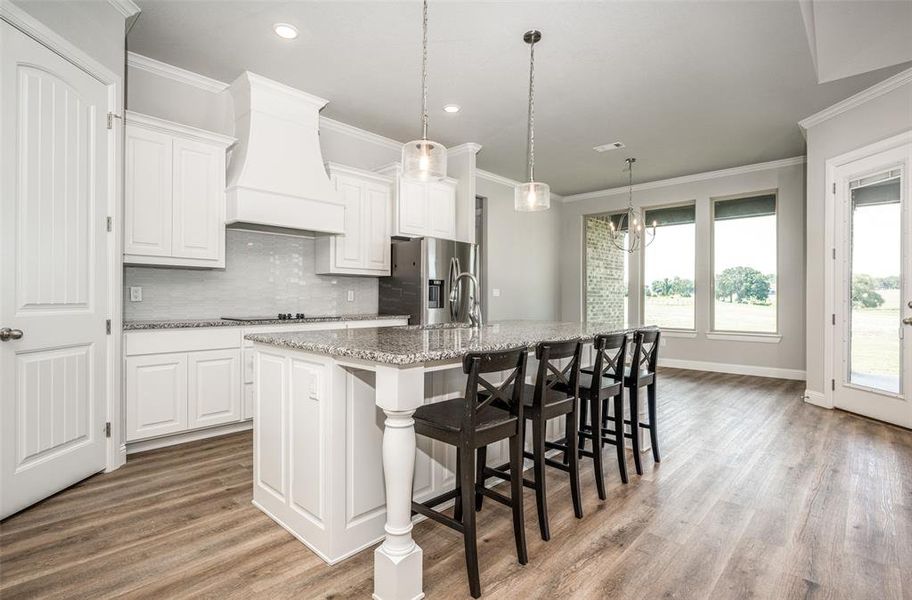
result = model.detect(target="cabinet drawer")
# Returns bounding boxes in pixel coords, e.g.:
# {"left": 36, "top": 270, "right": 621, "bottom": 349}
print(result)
{"left": 125, "top": 328, "right": 242, "bottom": 356}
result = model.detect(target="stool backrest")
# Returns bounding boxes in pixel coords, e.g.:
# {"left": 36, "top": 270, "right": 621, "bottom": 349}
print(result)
{"left": 462, "top": 347, "right": 528, "bottom": 429}
{"left": 592, "top": 332, "right": 628, "bottom": 389}
{"left": 632, "top": 328, "right": 660, "bottom": 378}
{"left": 533, "top": 339, "right": 583, "bottom": 406}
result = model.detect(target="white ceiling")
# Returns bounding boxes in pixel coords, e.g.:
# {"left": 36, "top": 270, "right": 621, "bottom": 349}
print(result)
{"left": 127, "top": 1, "right": 910, "bottom": 196}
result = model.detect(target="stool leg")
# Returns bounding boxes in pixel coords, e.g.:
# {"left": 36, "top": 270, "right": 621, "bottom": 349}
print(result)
{"left": 628, "top": 385, "right": 643, "bottom": 476}
{"left": 532, "top": 413, "right": 550, "bottom": 541}
{"left": 454, "top": 448, "right": 463, "bottom": 522}
{"left": 590, "top": 392, "right": 606, "bottom": 500}
{"left": 459, "top": 445, "right": 481, "bottom": 598}
{"left": 566, "top": 411, "right": 583, "bottom": 519}
{"left": 648, "top": 381, "right": 661, "bottom": 463}
{"left": 475, "top": 445, "right": 487, "bottom": 511}
{"left": 508, "top": 428, "right": 528, "bottom": 564}
{"left": 576, "top": 396, "right": 589, "bottom": 461}
{"left": 613, "top": 392, "right": 628, "bottom": 484}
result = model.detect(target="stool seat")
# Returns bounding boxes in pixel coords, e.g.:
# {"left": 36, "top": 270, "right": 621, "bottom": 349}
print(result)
{"left": 574, "top": 372, "right": 623, "bottom": 398}
{"left": 415, "top": 398, "right": 516, "bottom": 434}
{"left": 489, "top": 383, "right": 575, "bottom": 419}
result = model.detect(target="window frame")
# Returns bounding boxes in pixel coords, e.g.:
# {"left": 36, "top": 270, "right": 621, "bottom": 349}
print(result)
{"left": 639, "top": 200, "right": 698, "bottom": 332}
{"left": 709, "top": 190, "right": 780, "bottom": 335}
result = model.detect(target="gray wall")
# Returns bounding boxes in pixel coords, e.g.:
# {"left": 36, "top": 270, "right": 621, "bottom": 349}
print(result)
{"left": 559, "top": 162, "right": 807, "bottom": 375}
{"left": 125, "top": 230, "right": 377, "bottom": 320}
{"left": 477, "top": 177, "right": 562, "bottom": 321}
{"left": 804, "top": 80, "right": 912, "bottom": 395}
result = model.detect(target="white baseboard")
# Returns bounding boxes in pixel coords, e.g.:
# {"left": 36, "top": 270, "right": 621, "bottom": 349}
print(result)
{"left": 126, "top": 420, "right": 253, "bottom": 455}
{"left": 803, "top": 389, "right": 832, "bottom": 409}
{"left": 658, "top": 358, "right": 806, "bottom": 381}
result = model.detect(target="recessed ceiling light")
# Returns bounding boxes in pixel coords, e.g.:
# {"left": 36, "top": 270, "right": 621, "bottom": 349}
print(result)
{"left": 273, "top": 23, "right": 298, "bottom": 40}
{"left": 443, "top": 104, "right": 460, "bottom": 113}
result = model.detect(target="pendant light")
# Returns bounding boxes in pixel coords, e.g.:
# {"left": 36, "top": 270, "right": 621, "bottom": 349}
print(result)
{"left": 402, "top": 0, "right": 447, "bottom": 181}
{"left": 515, "top": 30, "right": 550, "bottom": 212}
{"left": 609, "top": 158, "right": 656, "bottom": 252}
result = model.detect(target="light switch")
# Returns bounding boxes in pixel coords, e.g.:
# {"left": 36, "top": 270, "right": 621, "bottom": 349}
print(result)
{"left": 347, "top": 290, "right": 355, "bottom": 302}
{"left": 492, "top": 288, "right": 501, "bottom": 297}
{"left": 129, "top": 286, "right": 142, "bottom": 302}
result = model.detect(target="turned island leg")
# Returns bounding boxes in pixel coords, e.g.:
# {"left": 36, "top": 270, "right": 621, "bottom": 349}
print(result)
{"left": 373, "top": 365, "right": 425, "bottom": 600}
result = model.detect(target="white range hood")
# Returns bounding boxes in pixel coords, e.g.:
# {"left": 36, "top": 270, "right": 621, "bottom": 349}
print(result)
{"left": 225, "top": 72, "right": 344, "bottom": 234}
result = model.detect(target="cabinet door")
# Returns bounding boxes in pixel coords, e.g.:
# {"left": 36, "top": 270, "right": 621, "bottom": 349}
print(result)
{"left": 188, "top": 349, "right": 241, "bottom": 429}
{"left": 126, "top": 353, "right": 187, "bottom": 441}
{"left": 427, "top": 182, "right": 456, "bottom": 239}
{"left": 399, "top": 178, "right": 427, "bottom": 235}
{"left": 172, "top": 138, "right": 223, "bottom": 262}
{"left": 363, "top": 182, "right": 391, "bottom": 271}
{"left": 333, "top": 175, "right": 364, "bottom": 269}
{"left": 124, "top": 126, "right": 172, "bottom": 257}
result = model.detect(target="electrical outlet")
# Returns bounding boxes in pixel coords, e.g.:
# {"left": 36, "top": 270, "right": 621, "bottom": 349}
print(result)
{"left": 129, "top": 286, "right": 142, "bottom": 302}
{"left": 347, "top": 290, "right": 354, "bottom": 302}
{"left": 492, "top": 288, "right": 501, "bottom": 297}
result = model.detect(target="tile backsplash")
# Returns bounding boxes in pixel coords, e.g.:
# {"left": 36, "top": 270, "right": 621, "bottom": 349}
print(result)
{"left": 124, "top": 229, "right": 379, "bottom": 320}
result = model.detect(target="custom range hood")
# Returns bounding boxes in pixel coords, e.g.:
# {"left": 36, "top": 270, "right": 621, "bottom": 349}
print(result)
{"left": 225, "top": 72, "right": 344, "bottom": 235}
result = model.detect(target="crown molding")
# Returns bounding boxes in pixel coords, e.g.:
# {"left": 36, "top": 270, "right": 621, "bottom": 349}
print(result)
{"left": 476, "top": 169, "right": 520, "bottom": 189}
{"left": 319, "top": 117, "right": 403, "bottom": 151}
{"left": 107, "top": 0, "right": 141, "bottom": 18}
{"left": 799, "top": 66, "right": 912, "bottom": 132}
{"left": 562, "top": 156, "right": 807, "bottom": 203}
{"left": 448, "top": 142, "right": 483, "bottom": 155}
{"left": 127, "top": 52, "right": 228, "bottom": 93}
{"left": 125, "top": 110, "right": 236, "bottom": 147}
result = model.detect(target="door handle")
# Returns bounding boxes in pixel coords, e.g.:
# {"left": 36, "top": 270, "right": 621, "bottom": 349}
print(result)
{"left": 0, "top": 328, "right": 23, "bottom": 341}
{"left": 904, "top": 316, "right": 912, "bottom": 326}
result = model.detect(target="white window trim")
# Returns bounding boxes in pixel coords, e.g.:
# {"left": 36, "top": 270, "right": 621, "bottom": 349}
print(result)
{"left": 661, "top": 329, "right": 698, "bottom": 339}
{"left": 641, "top": 200, "right": 698, "bottom": 332}
{"left": 709, "top": 190, "right": 780, "bottom": 336}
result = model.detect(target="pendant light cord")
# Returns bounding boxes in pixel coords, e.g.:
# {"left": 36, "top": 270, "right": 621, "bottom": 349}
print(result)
{"left": 421, "top": 0, "right": 429, "bottom": 141}
{"left": 526, "top": 38, "right": 536, "bottom": 182}
{"left": 627, "top": 159, "right": 633, "bottom": 209}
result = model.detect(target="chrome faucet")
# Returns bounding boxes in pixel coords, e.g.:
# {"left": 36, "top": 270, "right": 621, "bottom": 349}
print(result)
{"left": 451, "top": 272, "right": 483, "bottom": 328}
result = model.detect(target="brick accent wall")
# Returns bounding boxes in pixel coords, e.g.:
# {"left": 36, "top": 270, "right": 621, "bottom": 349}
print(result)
{"left": 585, "top": 216, "right": 626, "bottom": 323}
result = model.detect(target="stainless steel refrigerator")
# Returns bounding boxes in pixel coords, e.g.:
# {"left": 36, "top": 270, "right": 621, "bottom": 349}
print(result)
{"left": 379, "top": 237, "right": 480, "bottom": 326}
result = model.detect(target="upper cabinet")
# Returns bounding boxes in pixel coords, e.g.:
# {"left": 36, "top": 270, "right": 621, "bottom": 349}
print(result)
{"left": 315, "top": 163, "right": 393, "bottom": 276}
{"left": 124, "top": 112, "right": 235, "bottom": 268}
{"left": 378, "top": 164, "right": 463, "bottom": 241}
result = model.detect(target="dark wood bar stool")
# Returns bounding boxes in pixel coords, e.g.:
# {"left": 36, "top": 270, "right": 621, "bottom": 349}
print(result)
{"left": 410, "top": 347, "right": 528, "bottom": 599}
{"left": 479, "top": 339, "right": 584, "bottom": 542}
{"left": 610, "top": 328, "right": 662, "bottom": 475}
{"left": 574, "top": 332, "right": 629, "bottom": 493}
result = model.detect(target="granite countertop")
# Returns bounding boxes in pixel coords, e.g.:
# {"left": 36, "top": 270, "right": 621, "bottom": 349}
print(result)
{"left": 123, "top": 314, "right": 410, "bottom": 331}
{"left": 245, "top": 320, "right": 647, "bottom": 366}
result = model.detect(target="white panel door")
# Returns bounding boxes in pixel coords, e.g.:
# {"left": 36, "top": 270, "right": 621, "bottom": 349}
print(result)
{"left": 364, "top": 182, "right": 391, "bottom": 272}
{"left": 399, "top": 179, "right": 427, "bottom": 236}
{"left": 0, "top": 22, "right": 109, "bottom": 518}
{"left": 427, "top": 182, "right": 456, "bottom": 239}
{"left": 125, "top": 353, "right": 188, "bottom": 441}
{"left": 334, "top": 176, "right": 364, "bottom": 269}
{"left": 188, "top": 349, "right": 241, "bottom": 428}
{"left": 124, "top": 125, "right": 172, "bottom": 257}
{"left": 172, "top": 138, "right": 222, "bottom": 261}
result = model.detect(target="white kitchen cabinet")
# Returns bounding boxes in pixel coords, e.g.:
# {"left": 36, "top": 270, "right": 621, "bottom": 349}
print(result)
{"left": 124, "top": 111, "right": 235, "bottom": 268}
{"left": 188, "top": 349, "right": 241, "bottom": 428}
{"left": 125, "top": 353, "right": 188, "bottom": 441}
{"left": 315, "top": 164, "right": 392, "bottom": 276}
{"left": 378, "top": 163, "right": 459, "bottom": 240}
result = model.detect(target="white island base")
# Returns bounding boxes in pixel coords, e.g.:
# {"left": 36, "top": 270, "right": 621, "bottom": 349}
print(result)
{"left": 251, "top": 335, "right": 650, "bottom": 600}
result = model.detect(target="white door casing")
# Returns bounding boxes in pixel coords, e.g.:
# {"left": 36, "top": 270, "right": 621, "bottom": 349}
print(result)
{"left": 828, "top": 135, "right": 912, "bottom": 428}
{"left": 1, "top": 22, "right": 110, "bottom": 518}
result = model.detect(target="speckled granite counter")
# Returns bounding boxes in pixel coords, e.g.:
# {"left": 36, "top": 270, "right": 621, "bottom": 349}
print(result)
{"left": 123, "top": 314, "right": 410, "bottom": 331}
{"left": 245, "top": 320, "right": 638, "bottom": 365}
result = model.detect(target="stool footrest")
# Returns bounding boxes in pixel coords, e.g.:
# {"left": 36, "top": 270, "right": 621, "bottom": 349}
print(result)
{"left": 411, "top": 501, "right": 464, "bottom": 533}
{"left": 479, "top": 486, "right": 513, "bottom": 507}
{"left": 420, "top": 488, "right": 459, "bottom": 509}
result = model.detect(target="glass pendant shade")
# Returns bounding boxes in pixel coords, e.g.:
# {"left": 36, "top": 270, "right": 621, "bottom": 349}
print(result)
{"left": 515, "top": 181, "right": 550, "bottom": 211}
{"left": 402, "top": 138, "right": 447, "bottom": 181}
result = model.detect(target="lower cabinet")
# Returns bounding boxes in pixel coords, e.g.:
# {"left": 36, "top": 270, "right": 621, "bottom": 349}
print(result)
{"left": 188, "top": 349, "right": 241, "bottom": 428}
{"left": 126, "top": 353, "right": 188, "bottom": 441}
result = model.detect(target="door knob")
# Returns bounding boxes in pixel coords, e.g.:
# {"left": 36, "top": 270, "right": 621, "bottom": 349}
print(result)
{"left": 0, "top": 328, "right": 24, "bottom": 341}
{"left": 904, "top": 316, "right": 912, "bottom": 326}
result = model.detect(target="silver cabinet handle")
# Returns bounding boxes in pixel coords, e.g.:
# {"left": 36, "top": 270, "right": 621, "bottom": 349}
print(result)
{"left": 0, "top": 328, "right": 23, "bottom": 341}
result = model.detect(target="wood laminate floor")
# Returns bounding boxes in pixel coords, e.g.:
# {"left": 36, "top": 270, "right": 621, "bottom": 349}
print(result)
{"left": 2, "top": 369, "right": 911, "bottom": 599}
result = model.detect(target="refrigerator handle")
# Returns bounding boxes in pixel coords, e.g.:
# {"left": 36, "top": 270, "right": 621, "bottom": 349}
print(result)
{"left": 448, "top": 257, "right": 460, "bottom": 321}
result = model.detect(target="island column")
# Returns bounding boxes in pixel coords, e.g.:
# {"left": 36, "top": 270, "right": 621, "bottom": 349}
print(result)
{"left": 373, "top": 363, "right": 426, "bottom": 600}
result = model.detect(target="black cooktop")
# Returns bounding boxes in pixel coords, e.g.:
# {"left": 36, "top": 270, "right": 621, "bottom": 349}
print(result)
{"left": 221, "top": 313, "right": 306, "bottom": 322}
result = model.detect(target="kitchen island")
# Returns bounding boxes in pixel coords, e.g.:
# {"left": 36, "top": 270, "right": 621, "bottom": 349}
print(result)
{"left": 246, "top": 320, "right": 642, "bottom": 600}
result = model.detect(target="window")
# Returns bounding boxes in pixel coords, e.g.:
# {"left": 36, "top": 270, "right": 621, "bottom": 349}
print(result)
{"left": 643, "top": 204, "right": 696, "bottom": 329}
{"left": 712, "top": 193, "right": 777, "bottom": 333}
{"left": 584, "top": 214, "right": 629, "bottom": 324}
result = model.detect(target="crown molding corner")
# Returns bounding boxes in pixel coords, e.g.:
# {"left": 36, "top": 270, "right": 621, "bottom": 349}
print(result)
{"left": 107, "top": 0, "right": 141, "bottom": 18}
{"left": 799, "top": 66, "right": 912, "bottom": 131}
{"left": 448, "top": 142, "right": 483, "bottom": 155}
